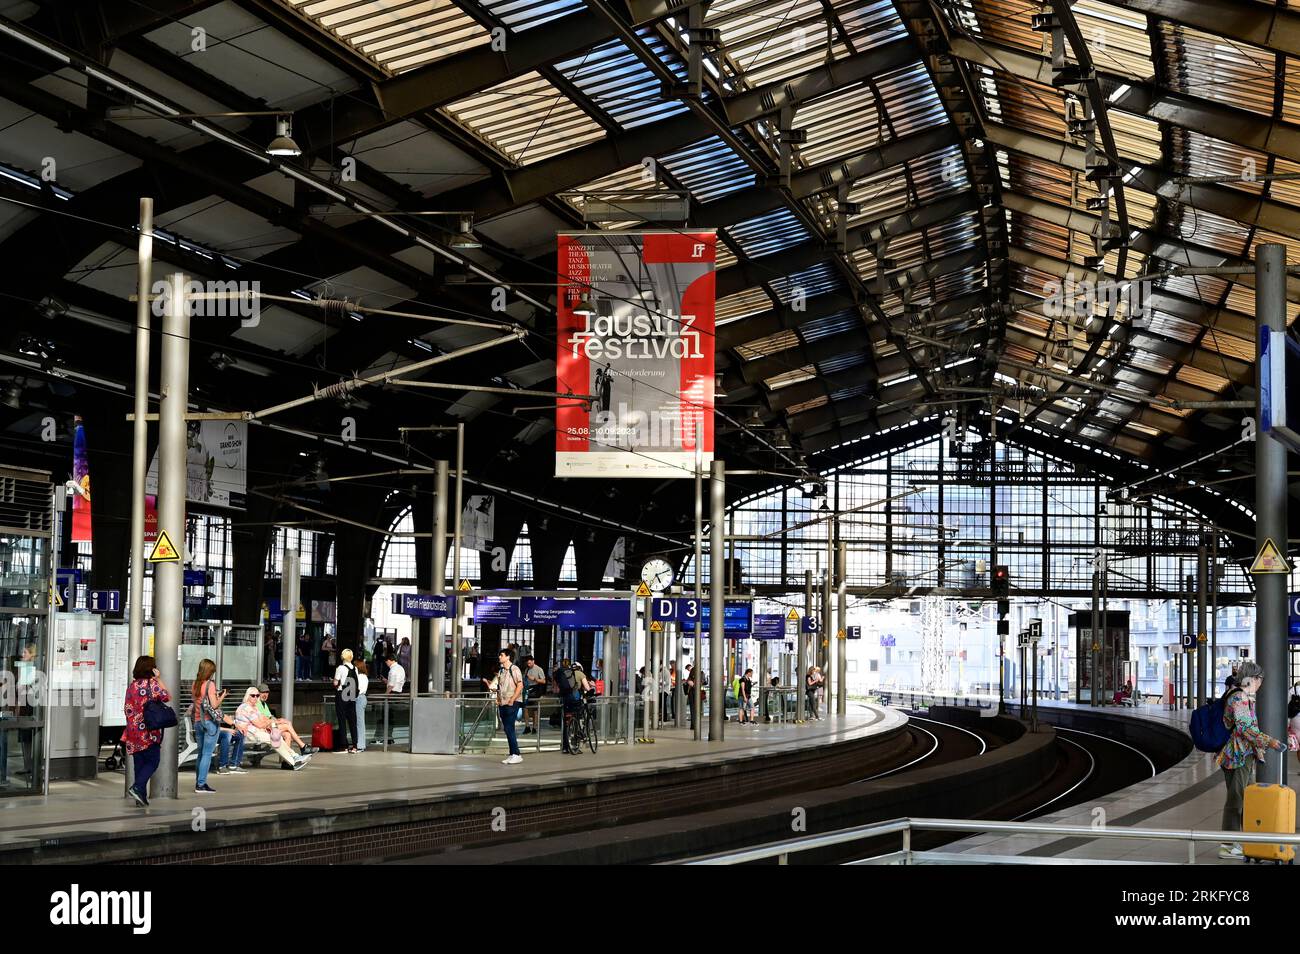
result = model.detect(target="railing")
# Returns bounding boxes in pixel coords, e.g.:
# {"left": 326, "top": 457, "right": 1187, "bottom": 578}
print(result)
{"left": 673, "top": 817, "right": 1300, "bottom": 865}
{"left": 322, "top": 694, "right": 411, "bottom": 751}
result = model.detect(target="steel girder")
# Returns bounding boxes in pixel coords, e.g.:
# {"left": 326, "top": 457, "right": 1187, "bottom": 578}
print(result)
{"left": 948, "top": 36, "right": 1300, "bottom": 165}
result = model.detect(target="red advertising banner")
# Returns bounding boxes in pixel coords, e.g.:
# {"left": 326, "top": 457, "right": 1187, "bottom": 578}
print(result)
{"left": 556, "top": 231, "right": 716, "bottom": 478}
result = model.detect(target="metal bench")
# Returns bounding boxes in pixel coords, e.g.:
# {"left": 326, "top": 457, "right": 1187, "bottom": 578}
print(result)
{"left": 177, "top": 700, "right": 279, "bottom": 769}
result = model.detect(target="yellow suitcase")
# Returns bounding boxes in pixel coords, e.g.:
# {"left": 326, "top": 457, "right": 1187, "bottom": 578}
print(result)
{"left": 1242, "top": 755, "right": 1297, "bottom": 864}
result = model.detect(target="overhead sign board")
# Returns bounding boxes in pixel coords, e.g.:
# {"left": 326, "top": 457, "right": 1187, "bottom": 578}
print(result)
{"left": 1259, "top": 327, "right": 1300, "bottom": 455}
{"left": 650, "top": 597, "right": 752, "bottom": 633}
{"left": 801, "top": 615, "right": 820, "bottom": 634}
{"left": 391, "top": 593, "right": 457, "bottom": 619}
{"left": 846, "top": 625, "right": 861, "bottom": 640}
{"left": 752, "top": 614, "right": 786, "bottom": 640}
{"left": 556, "top": 230, "right": 716, "bottom": 478}
{"left": 472, "top": 596, "right": 631, "bottom": 629}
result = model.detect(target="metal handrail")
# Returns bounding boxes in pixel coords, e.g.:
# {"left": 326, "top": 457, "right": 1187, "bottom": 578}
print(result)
{"left": 676, "top": 817, "right": 1300, "bottom": 865}
{"left": 458, "top": 695, "right": 497, "bottom": 754}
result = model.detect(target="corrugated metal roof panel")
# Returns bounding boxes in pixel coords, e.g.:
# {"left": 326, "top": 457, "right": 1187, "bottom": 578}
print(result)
{"left": 443, "top": 71, "right": 605, "bottom": 163}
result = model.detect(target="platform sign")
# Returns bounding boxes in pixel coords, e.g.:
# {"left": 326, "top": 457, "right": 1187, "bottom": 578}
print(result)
{"left": 1180, "top": 633, "right": 1194, "bottom": 650}
{"left": 846, "top": 625, "right": 861, "bottom": 640}
{"left": 1259, "top": 327, "right": 1300, "bottom": 454}
{"left": 752, "top": 614, "right": 786, "bottom": 640}
{"left": 88, "top": 590, "right": 120, "bottom": 613}
{"left": 1289, "top": 595, "right": 1300, "bottom": 644}
{"left": 802, "top": 615, "right": 820, "bottom": 634}
{"left": 556, "top": 230, "right": 716, "bottom": 478}
{"left": 651, "top": 598, "right": 751, "bottom": 633}
{"left": 184, "top": 569, "right": 207, "bottom": 587}
{"left": 391, "top": 593, "right": 456, "bottom": 619}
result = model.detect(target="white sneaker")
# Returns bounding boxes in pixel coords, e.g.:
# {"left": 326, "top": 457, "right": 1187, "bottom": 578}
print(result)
{"left": 504, "top": 754, "right": 523, "bottom": 765}
{"left": 1218, "top": 843, "right": 1244, "bottom": 860}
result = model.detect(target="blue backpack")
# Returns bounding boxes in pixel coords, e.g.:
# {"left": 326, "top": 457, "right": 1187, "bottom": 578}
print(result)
{"left": 1190, "top": 690, "right": 1238, "bottom": 753}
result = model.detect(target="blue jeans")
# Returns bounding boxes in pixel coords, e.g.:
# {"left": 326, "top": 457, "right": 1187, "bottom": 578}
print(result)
{"left": 356, "top": 694, "right": 367, "bottom": 751}
{"left": 132, "top": 743, "right": 161, "bottom": 797}
{"left": 498, "top": 705, "right": 520, "bottom": 756}
{"left": 219, "top": 728, "right": 246, "bottom": 769}
{"left": 194, "top": 719, "right": 220, "bottom": 787}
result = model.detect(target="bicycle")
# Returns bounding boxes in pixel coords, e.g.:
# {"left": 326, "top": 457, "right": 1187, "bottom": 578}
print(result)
{"left": 568, "top": 691, "right": 599, "bottom": 754}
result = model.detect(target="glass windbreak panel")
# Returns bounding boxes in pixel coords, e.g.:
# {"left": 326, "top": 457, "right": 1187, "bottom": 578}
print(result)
{"left": 0, "top": 534, "right": 45, "bottom": 608}
{"left": 0, "top": 530, "right": 48, "bottom": 796}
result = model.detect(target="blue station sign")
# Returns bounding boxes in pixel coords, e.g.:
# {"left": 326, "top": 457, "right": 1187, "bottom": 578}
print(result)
{"left": 473, "top": 596, "right": 630, "bottom": 629}
{"left": 392, "top": 593, "right": 457, "bottom": 619}
{"left": 751, "top": 614, "right": 787, "bottom": 640}
{"left": 650, "top": 598, "right": 753, "bottom": 634}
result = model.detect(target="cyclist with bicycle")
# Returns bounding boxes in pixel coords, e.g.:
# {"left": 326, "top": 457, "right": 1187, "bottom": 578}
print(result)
{"left": 552, "top": 658, "right": 589, "bottom": 754}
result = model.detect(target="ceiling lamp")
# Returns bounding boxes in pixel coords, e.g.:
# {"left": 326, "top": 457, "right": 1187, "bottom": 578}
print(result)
{"left": 311, "top": 455, "right": 329, "bottom": 492}
{"left": 744, "top": 406, "right": 764, "bottom": 427}
{"left": 36, "top": 296, "right": 67, "bottom": 321}
{"left": 771, "top": 427, "right": 793, "bottom": 449}
{"left": 573, "top": 292, "right": 596, "bottom": 316}
{"left": 448, "top": 214, "right": 480, "bottom": 249}
{"left": 1, "top": 381, "right": 24, "bottom": 410}
{"left": 266, "top": 115, "right": 301, "bottom": 157}
{"left": 713, "top": 372, "right": 727, "bottom": 398}
{"left": 208, "top": 351, "right": 234, "bottom": 372}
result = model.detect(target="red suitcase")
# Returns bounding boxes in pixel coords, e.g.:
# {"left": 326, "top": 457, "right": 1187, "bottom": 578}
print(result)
{"left": 311, "top": 722, "right": 333, "bottom": 751}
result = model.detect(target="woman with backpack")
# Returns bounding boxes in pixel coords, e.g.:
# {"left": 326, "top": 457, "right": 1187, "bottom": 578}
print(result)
{"left": 121, "top": 655, "right": 171, "bottom": 807}
{"left": 332, "top": 648, "right": 360, "bottom": 753}
{"left": 1216, "top": 660, "right": 1286, "bottom": 860}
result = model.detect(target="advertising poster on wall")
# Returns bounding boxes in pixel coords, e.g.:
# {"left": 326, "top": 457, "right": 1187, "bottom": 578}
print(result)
{"left": 556, "top": 231, "right": 716, "bottom": 478}
{"left": 146, "top": 420, "right": 247, "bottom": 509}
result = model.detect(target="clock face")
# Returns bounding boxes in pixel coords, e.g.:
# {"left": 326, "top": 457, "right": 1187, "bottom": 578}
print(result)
{"left": 641, "top": 558, "right": 674, "bottom": 592}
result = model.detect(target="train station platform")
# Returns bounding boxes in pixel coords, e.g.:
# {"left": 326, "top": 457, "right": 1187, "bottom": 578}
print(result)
{"left": 0, "top": 705, "right": 904, "bottom": 865}
{"left": 944, "top": 699, "right": 1293, "bottom": 865}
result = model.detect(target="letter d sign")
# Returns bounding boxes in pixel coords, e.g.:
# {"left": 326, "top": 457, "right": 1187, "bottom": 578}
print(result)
{"left": 656, "top": 598, "right": 674, "bottom": 620}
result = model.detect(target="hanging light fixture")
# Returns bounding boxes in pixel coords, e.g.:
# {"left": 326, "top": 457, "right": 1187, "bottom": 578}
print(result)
{"left": 1, "top": 381, "right": 24, "bottom": 410}
{"left": 266, "top": 115, "right": 302, "bottom": 157}
{"left": 573, "top": 291, "right": 596, "bottom": 316}
{"left": 448, "top": 214, "right": 480, "bottom": 249}
{"left": 713, "top": 372, "right": 727, "bottom": 398}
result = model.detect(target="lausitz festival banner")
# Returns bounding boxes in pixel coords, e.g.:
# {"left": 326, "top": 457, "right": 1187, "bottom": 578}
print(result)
{"left": 556, "top": 231, "right": 716, "bottom": 478}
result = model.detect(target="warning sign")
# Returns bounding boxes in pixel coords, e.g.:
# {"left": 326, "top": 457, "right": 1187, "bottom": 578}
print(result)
{"left": 635, "top": 581, "right": 652, "bottom": 597}
{"left": 50, "top": 583, "right": 63, "bottom": 608}
{"left": 148, "top": 530, "right": 180, "bottom": 563}
{"left": 1250, "top": 538, "right": 1291, "bottom": 574}
{"left": 786, "top": 608, "right": 800, "bottom": 621}
{"left": 649, "top": 619, "right": 663, "bottom": 632}
{"left": 837, "top": 628, "right": 846, "bottom": 640}
{"left": 458, "top": 579, "right": 472, "bottom": 592}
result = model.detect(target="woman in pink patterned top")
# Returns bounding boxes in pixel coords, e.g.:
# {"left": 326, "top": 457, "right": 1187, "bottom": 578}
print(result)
{"left": 121, "top": 655, "right": 171, "bottom": 808}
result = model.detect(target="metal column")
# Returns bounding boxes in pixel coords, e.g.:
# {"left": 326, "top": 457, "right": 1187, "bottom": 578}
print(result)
{"left": 1196, "top": 542, "right": 1208, "bottom": 707}
{"left": 1256, "top": 242, "right": 1289, "bottom": 784}
{"left": 693, "top": 455, "right": 704, "bottom": 741}
{"left": 450, "top": 424, "right": 464, "bottom": 694}
{"left": 709, "top": 460, "right": 726, "bottom": 741}
{"left": 1090, "top": 567, "right": 1099, "bottom": 706}
{"left": 153, "top": 273, "right": 189, "bottom": 799}
{"left": 674, "top": 624, "right": 684, "bottom": 729}
{"left": 280, "top": 548, "right": 299, "bottom": 721}
{"left": 797, "top": 569, "right": 810, "bottom": 721}
{"left": 836, "top": 541, "right": 847, "bottom": 716}
{"left": 430, "top": 460, "right": 448, "bottom": 694}
{"left": 1188, "top": 575, "right": 1196, "bottom": 707}
{"left": 125, "top": 197, "right": 153, "bottom": 798}
{"left": 822, "top": 520, "right": 833, "bottom": 717}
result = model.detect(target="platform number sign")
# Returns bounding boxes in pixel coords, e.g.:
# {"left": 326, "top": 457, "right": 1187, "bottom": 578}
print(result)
{"left": 802, "top": 615, "right": 820, "bottom": 634}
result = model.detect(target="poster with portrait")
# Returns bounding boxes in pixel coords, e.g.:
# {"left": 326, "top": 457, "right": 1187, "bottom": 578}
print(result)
{"left": 556, "top": 231, "right": 716, "bottom": 478}
{"left": 146, "top": 420, "right": 246, "bottom": 509}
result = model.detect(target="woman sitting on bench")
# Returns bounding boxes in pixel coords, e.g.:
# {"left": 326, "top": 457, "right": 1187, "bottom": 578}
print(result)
{"left": 234, "top": 687, "right": 308, "bottom": 769}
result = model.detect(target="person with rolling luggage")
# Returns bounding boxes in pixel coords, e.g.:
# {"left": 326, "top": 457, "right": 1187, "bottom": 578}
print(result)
{"left": 1214, "top": 660, "right": 1288, "bottom": 861}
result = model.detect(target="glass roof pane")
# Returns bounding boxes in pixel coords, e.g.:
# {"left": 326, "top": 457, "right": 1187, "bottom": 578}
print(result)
{"left": 443, "top": 71, "right": 606, "bottom": 164}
